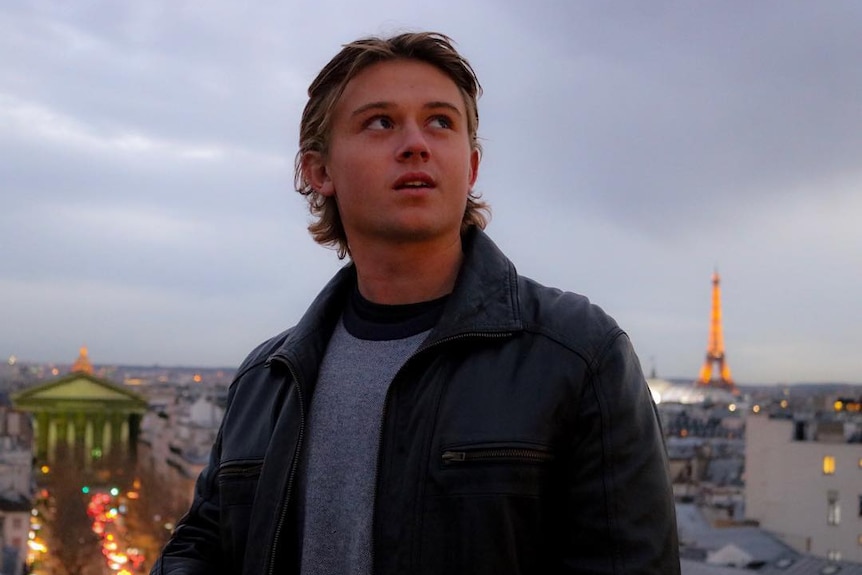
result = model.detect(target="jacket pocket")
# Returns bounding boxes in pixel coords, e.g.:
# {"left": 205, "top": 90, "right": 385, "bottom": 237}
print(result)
{"left": 217, "top": 460, "right": 262, "bottom": 507}
{"left": 217, "top": 460, "right": 263, "bottom": 573}
{"left": 434, "top": 441, "right": 554, "bottom": 498}
{"left": 421, "top": 442, "right": 556, "bottom": 574}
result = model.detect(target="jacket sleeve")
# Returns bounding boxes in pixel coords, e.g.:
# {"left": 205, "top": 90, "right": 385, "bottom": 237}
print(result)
{"left": 149, "top": 427, "right": 226, "bottom": 575}
{"left": 563, "top": 331, "right": 680, "bottom": 574}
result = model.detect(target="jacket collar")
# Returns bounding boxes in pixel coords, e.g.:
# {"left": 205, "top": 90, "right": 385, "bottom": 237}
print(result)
{"left": 428, "top": 226, "right": 523, "bottom": 341}
{"left": 269, "top": 227, "right": 523, "bottom": 383}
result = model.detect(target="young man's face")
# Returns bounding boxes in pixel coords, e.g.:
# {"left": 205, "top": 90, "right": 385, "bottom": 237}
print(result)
{"left": 304, "top": 59, "right": 479, "bottom": 253}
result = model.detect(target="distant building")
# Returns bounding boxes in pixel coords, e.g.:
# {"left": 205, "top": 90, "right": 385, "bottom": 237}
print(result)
{"left": 648, "top": 378, "right": 739, "bottom": 407}
{"left": 0, "top": 496, "right": 30, "bottom": 575}
{"left": 746, "top": 412, "right": 862, "bottom": 563}
{"left": 138, "top": 387, "right": 224, "bottom": 511}
{"left": 10, "top": 348, "right": 148, "bottom": 485}
{"left": 0, "top": 393, "right": 33, "bottom": 575}
{"left": 678, "top": 497, "right": 862, "bottom": 574}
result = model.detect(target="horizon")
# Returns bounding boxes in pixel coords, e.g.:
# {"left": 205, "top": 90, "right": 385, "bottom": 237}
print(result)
{"left": 6, "top": 353, "right": 860, "bottom": 389}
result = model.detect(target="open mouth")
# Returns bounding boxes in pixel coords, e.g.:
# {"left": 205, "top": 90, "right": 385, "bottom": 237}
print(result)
{"left": 397, "top": 181, "right": 432, "bottom": 189}
{"left": 394, "top": 173, "right": 435, "bottom": 190}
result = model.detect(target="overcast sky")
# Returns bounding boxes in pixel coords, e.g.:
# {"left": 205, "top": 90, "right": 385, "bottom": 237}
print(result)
{"left": 2, "top": 1, "right": 860, "bottom": 384}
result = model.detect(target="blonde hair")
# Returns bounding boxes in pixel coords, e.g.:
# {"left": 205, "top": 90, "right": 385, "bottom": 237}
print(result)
{"left": 294, "top": 32, "right": 490, "bottom": 258}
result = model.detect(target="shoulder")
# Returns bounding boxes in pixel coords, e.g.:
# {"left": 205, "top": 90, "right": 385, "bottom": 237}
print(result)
{"left": 231, "top": 327, "right": 295, "bottom": 382}
{"left": 220, "top": 328, "right": 297, "bottom": 427}
{"left": 516, "top": 274, "right": 626, "bottom": 363}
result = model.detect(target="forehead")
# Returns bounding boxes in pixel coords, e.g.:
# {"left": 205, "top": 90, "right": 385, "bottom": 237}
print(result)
{"left": 334, "top": 58, "right": 466, "bottom": 115}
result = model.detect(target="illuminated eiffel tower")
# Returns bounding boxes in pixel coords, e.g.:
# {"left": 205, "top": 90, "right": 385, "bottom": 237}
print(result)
{"left": 696, "top": 271, "right": 738, "bottom": 394}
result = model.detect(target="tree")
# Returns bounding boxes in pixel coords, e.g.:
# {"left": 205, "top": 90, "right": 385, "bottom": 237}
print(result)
{"left": 46, "top": 451, "right": 101, "bottom": 575}
{"left": 124, "top": 457, "right": 192, "bottom": 569}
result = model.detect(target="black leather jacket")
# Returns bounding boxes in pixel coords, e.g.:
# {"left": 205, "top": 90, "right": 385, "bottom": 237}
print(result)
{"left": 152, "top": 228, "right": 680, "bottom": 575}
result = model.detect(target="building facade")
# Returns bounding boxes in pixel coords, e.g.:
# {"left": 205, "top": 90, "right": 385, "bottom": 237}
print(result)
{"left": 0, "top": 395, "right": 33, "bottom": 575}
{"left": 11, "top": 369, "right": 148, "bottom": 485}
{"left": 746, "top": 413, "right": 862, "bottom": 562}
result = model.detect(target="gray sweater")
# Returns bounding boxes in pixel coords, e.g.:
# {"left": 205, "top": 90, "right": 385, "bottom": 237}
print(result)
{"left": 298, "top": 319, "right": 427, "bottom": 575}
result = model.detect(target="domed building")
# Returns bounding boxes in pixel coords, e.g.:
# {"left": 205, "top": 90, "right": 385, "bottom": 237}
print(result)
{"left": 647, "top": 377, "right": 739, "bottom": 406}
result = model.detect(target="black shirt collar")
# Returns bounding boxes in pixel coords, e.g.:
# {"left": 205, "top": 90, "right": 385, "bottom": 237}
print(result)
{"left": 342, "top": 284, "right": 448, "bottom": 341}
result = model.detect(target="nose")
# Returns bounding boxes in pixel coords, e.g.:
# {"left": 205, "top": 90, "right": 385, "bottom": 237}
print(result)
{"left": 397, "top": 124, "right": 430, "bottom": 161}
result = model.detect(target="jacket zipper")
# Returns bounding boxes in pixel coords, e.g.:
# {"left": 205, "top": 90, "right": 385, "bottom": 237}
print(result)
{"left": 266, "top": 355, "right": 305, "bottom": 575}
{"left": 371, "top": 330, "right": 512, "bottom": 571}
{"left": 441, "top": 447, "right": 554, "bottom": 464}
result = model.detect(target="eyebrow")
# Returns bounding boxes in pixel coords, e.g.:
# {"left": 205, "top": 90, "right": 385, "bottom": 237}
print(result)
{"left": 350, "top": 101, "right": 463, "bottom": 118}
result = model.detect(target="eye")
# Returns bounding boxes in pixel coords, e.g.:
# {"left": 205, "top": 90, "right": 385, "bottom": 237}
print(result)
{"left": 365, "top": 116, "right": 394, "bottom": 130}
{"left": 428, "top": 115, "right": 453, "bottom": 129}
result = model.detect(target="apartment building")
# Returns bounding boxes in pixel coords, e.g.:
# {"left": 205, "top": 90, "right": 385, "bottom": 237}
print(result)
{"left": 0, "top": 395, "right": 33, "bottom": 575}
{"left": 746, "top": 412, "right": 862, "bottom": 562}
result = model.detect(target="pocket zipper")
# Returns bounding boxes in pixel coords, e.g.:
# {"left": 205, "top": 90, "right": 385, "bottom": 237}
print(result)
{"left": 442, "top": 447, "right": 554, "bottom": 464}
{"left": 218, "top": 462, "right": 264, "bottom": 477}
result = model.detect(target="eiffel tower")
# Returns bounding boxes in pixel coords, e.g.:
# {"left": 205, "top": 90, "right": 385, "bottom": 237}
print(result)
{"left": 696, "top": 271, "right": 738, "bottom": 394}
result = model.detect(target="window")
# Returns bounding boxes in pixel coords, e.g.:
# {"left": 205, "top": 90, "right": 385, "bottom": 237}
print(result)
{"left": 827, "top": 490, "right": 841, "bottom": 526}
{"left": 858, "top": 457, "right": 862, "bottom": 469}
{"left": 823, "top": 455, "right": 836, "bottom": 475}
{"left": 825, "top": 550, "right": 842, "bottom": 564}
{"left": 11, "top": 517, "right": 22, "bottom": 529}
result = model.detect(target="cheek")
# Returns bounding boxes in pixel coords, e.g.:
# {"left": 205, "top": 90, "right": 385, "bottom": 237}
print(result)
{"left": 323, "top": 154, "right": 363, "bottom": 196}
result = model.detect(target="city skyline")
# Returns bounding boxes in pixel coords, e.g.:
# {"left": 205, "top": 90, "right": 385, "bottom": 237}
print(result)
{"left": 2, "top": 3, "right": 861, "bottom": 384}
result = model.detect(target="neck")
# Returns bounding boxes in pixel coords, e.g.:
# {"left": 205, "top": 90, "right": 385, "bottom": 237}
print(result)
{"left": 350, "top": 234, "right": 463, "bottom": 305}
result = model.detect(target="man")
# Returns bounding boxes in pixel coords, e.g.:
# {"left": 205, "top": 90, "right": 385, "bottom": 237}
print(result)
{"left": 151, "top": 32, "right": 679, "bottom": 574}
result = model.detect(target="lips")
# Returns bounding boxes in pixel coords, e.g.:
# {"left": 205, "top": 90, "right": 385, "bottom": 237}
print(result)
{"left": 393, "top": 172, "right": 436, "bottom": 190}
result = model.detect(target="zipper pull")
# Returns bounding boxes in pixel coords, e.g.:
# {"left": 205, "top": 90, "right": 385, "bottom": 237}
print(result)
{"left": 441, "top": 450, "right": 466, "bottom": 462}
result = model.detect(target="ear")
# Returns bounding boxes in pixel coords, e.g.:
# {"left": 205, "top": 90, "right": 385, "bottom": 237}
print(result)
{"left": 301, "top": 151, "right": 335, "bottom": 197}
{"left": 468, "top": 148, "right": 480, "bottom": 188}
